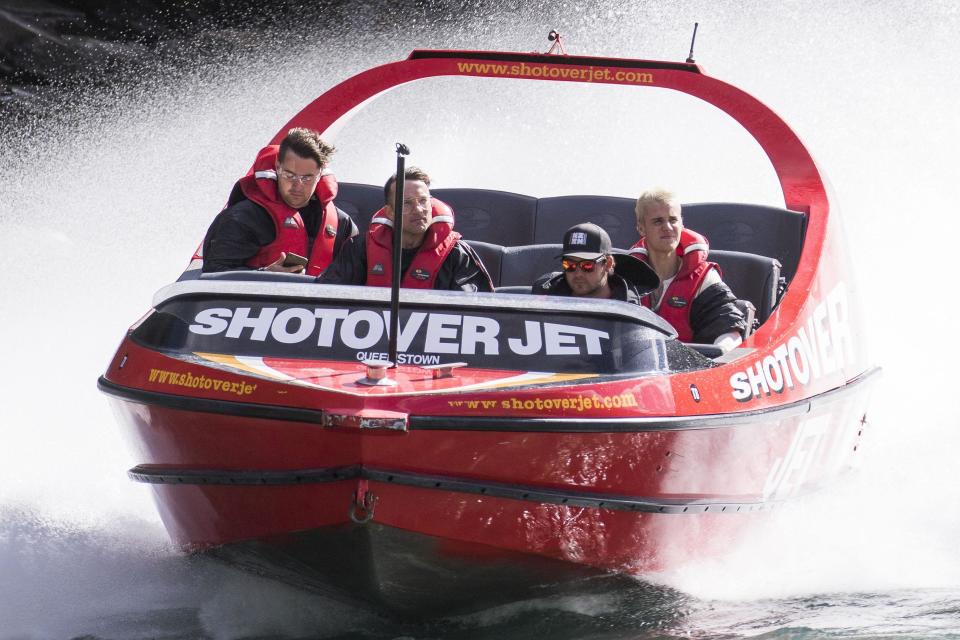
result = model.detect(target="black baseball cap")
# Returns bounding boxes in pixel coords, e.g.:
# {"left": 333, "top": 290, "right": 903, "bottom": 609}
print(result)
{"left": 561, "top": 223, "right": 612, "bottom": 260}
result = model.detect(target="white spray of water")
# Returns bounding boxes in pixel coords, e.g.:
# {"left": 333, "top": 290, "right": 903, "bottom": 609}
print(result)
{"left": 1, "top": 1, "right": 958, "bottom": 635}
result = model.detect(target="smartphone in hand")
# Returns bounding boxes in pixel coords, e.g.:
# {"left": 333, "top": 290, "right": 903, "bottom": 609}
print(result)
{"left": 282, "top": 252, "right": 308, "bottom": 268}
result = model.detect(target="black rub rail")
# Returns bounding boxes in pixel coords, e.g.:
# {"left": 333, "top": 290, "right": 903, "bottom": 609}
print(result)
{"left": 128, "top": 463, "right": 779, "bottom": 515}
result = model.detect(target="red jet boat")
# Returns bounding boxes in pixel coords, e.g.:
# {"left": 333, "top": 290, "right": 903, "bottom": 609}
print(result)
{"left": 99, "top": 43, "right": 878, "bottom": 615}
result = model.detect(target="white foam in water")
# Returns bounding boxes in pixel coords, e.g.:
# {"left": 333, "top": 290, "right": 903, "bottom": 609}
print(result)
{"left": 643, "top": 3, "right": 960, "bottom": 604}
{"left": 1, "top": 1, "right": 958, "bottom": 635}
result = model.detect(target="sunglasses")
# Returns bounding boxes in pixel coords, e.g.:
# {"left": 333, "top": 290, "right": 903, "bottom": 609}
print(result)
{"left": 562, "top": 256, "right": 606, "bottom": 273}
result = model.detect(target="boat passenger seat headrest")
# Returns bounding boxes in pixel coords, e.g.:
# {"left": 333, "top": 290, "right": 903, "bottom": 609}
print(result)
{"left": 432, "top": 188, "right": 537, "bottom": 246}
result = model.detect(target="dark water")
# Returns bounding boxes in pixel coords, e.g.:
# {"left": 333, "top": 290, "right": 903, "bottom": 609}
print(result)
{"left": 4, "top": 500, "right": 959, "bottom": 639}
{"left": 2, "top": 1, "right": 959, "bottom": 638}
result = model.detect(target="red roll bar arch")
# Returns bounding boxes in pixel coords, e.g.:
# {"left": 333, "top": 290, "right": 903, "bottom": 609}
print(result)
{"left": 270, "top": 49, "right": 832, "bottom": 309}
{"left": 270, "top": 50, "right": 828, "bottom": 217}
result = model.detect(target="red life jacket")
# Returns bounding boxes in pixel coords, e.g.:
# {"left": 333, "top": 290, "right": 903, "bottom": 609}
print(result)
{"left": 630, "top": 228, "right": 719, "bottom": 342}
{"left": 239, "top": 145, "right": 340, "bottom": 276}
{"left": 365, "top": 199, "right": 459, "bottom": 288}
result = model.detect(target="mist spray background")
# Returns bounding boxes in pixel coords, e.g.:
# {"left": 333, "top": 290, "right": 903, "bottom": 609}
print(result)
{"left": 1, "top": 1, "right": 958, "bottom": 636}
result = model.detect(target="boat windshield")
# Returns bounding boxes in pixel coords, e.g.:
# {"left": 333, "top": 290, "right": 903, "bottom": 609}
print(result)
{"left": 133, "top": 281, "right": 713, "bottom": 375}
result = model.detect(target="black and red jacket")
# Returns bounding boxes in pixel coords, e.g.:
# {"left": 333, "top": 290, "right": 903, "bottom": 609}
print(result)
{"left": 630, "top": 228, "right": 719, "bottom": 342}
{"left": 364, "top": 200, "right": 459, "bottom": 288}
{"left": 239, "top": 145, "right": 340, "bottom": 276}
{"left": 316, "top": 199, "right": 493, "bottom": 292}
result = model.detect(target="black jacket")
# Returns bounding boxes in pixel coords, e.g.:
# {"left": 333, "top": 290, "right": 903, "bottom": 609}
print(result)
{"left": 687, "top": 282, "right": 747, "bottom": 344}
{"left": 532, "top": 272, "right": 645, "bottom": 304}
{"left": 531, "top": 251, "right": 658, "bottom": 304}
{"left": 201, "top": 196, "right": 358, "bottom": 273}
{"left": 317, "top": 234, "right": 494, "bottom": 292}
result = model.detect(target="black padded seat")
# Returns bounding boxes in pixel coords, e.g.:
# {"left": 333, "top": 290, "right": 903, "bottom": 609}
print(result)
{"left": 432, "top": 188, "right": 537, "bottom": 245}
{"left": 335, "top": 182, "right": 386, "bottom": 235}
{"left": 331, "top": 184, "right": 805, "bottom": 290}
{"left": 499, "top": 244, "right": 563, "bottom": 287}
{"left": 465, "top": 240, "right": 505, "bottom": 287}
{"left": 708, "top": 250, "right": 781, "bottom": 325}
{"left": 533, "top": 196, "right": 805, "bottom": 282}
{"left": 684, "top": 203, "right": 805, "bottom": 282}
{"left": 534, "top": 195, "right": 639, "bottom": 246}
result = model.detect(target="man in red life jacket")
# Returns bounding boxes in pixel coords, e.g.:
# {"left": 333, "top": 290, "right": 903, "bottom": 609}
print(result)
{"left": 533, "top": 223, "right": 658, "bottom": 303}
{"left": 317, "top": 167, "right": 493, "bottom": 292}
{"left": 201, "top": 128, "right": 358, "bottom": 274}
{"left": 630, "top": 189, "right": 745, "bottom": 351}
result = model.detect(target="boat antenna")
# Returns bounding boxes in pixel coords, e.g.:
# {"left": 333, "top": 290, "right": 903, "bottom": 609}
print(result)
{"left": 388, "top": 142, "right": 410, "bottom": 368}
{"left": 686, "top": 22, "right": 699, "bottom": 63}
{"left": 546, "top": 30, "right": 567, "bottom": 55}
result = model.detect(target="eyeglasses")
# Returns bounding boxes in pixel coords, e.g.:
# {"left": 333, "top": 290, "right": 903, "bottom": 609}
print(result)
{"left": 278, "top": 169, "right": 320, "bottom": 185}
{"left": 401, "top": 196, "right": 431, "bottom": 211}
{"left": 562, "top": 256, "right": 606, "bottom": 273}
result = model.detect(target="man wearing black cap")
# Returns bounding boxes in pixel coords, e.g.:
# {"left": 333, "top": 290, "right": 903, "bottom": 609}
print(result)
{"left": 533, "top": 223, "right": 658, "bottom": 302}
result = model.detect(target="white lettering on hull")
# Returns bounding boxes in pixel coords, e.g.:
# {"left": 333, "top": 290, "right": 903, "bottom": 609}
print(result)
{"left": 730, "top": 282, "right": 853, "bottom": 401}
{"left": 189, "top": 308, "right": 610, "bottom": 358}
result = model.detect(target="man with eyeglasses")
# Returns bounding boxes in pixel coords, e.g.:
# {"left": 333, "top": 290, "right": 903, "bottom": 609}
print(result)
{"left": 201, "top": 128, "right": 358, "bottom": 274}
{"left": 317, "top": 167, "right": 493, "bottom": 292}
{"left": 533, "top": 223, "right": 657, "bottom": 303}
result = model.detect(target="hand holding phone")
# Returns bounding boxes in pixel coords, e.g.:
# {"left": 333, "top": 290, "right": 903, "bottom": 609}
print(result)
{"left": 282, "top": 252, "right": 308, "bottom": 268}
{"left": 261, "top": 252, "right": 307, "bottom": 273}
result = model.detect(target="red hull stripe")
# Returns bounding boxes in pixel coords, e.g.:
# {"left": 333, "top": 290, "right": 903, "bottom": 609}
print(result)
{"left": 128, "top": 463, "right": 777, "bottom": 514}
{"left": 99, "top": 367, "right": 878, "bottom": 432}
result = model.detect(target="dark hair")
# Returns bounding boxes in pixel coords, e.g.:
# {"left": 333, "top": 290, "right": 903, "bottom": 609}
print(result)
{"left": 278, "top": 128, "right": 336, "bottom": 168}
{"left": 383, "top": 166, "right": 431, "bottom": 204}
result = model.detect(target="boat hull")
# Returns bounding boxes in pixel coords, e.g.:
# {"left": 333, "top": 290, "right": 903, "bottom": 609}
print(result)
{"left": 101, "top": 359, "right": 875, "bottom": 613}
{"left": 207, "top": 521, "right": 668, "bottom": 617}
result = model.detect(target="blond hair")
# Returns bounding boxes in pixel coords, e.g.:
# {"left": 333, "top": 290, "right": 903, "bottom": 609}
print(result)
{"left": 635, "top": 189, "right": 680, "bottom": 223}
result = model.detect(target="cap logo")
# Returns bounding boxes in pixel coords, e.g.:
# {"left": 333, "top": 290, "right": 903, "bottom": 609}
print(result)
{"left": 569, "top": 232, "right": 588, "bottom": 246}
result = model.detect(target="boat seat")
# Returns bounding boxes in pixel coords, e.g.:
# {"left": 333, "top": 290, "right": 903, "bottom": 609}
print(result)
{"left": 335, "top": 182, "right": 385, "bottom": 235}
{"left": 466, "top": 240, "right": 505, "bottom": 287}
{"left": 332, "top": 184, "right": 804, "bottom": 287}
{"left": 684, "top": 203, "right": 805, "bottom": 282}
{"left": 499, "top": 243, "right": 563, "bottom": 287}
{"left": 531, "top": 195, "right": 804, "bottom": 282}
{"left": 335, "top": 182, "right": 806, "bottom": 298}
{"left": 432, "top": 188, "right": 537, "bottom": 246}
{"left": 708, "top": 250, "right": 781, "bottom": 325}
{"left": 534, "top": 195, "right": 639, "bottom": 246}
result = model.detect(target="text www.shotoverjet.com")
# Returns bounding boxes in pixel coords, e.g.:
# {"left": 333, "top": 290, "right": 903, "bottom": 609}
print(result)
{"left": 148, "top": 368, "right": 256, "bottom": 397}
{"left": 456, "top": 61, "right": 654, "bottom": 84}
{"left": 448, "top": 393, "right": 638, "bottom": 412}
